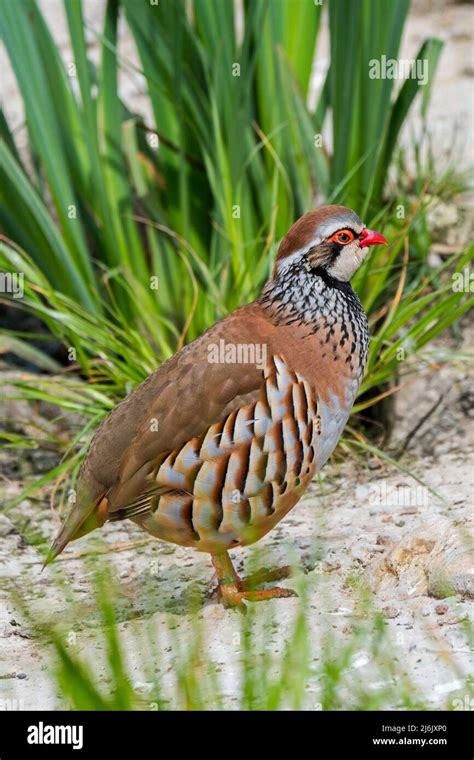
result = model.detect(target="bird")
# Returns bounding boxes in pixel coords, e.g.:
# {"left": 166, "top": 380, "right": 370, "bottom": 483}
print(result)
{"left": 45, "top": 205, "right": 387, "bottom": 608}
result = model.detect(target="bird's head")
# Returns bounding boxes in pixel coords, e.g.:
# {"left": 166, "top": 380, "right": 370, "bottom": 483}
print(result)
{"left": 274, "top": 205, "right": 387, "bottom": 282}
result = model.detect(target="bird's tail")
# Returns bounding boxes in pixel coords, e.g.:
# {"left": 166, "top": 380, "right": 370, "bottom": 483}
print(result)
{"left": 42, "top": 526, "right": 72, "bottom": 570}
{"left": 42, "top": 494, "right": 109, "bottom": 570}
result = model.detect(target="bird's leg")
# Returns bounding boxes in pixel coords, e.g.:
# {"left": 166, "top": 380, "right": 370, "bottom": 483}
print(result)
{"left": 211, "top": 551, "right": 246, "bottom": 609}
{"left": 211, "top": 552, "right": 296, "bottom": 609}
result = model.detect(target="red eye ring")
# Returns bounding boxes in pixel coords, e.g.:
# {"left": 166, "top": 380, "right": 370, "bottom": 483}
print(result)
{"left": 331, "top": 229, "right": 355, "bottom": 245}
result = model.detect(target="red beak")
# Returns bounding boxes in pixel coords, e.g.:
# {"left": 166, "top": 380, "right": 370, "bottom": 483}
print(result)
{"left": 359, "top": 228, "right": 388, "bottom": 248}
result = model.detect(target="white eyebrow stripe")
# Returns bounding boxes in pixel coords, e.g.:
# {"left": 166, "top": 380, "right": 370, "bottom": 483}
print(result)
{"left": 316, "top": 216, "right": 363, "bottom": 239}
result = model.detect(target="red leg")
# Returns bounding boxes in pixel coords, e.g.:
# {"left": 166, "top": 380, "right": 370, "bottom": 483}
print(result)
{"left": 211, "top": 552, "right": 245, "bottom": 609}
{"left": 211, "top": 552, "right": 296, "bottom": 609}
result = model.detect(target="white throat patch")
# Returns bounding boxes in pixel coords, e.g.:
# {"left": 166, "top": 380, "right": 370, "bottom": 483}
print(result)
{"left": 326, "top": 242, "right": 369, "bottom": 281}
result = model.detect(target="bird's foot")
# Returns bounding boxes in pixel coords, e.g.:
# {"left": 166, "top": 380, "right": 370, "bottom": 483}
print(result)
{"left": 217, "top": 581, "right": 296, "bottom": 610}
{"left": 239, "top": 565, "right": 292, "bottom": 590}
{"left": 211, "top": 553, "right": 296, "bottom": 610}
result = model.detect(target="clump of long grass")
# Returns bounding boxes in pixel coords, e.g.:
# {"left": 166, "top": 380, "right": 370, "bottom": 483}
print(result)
{"left": 0, "top": 0, "right": 448, "bottom": 338}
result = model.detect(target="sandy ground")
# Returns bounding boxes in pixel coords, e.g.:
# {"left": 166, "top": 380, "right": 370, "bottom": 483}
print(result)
{"left": 0, "top": 443, "right": 472, "bottom": 710}
{"left": 0, "top": 0, "right": 473, "bottom": 711}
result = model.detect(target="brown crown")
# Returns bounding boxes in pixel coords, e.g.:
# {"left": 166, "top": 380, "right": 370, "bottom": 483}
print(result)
{"left": 276, "top": 205, "right": 363, "bottom": 263}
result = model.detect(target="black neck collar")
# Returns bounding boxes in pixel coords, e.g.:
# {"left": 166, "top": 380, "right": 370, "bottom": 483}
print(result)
{"left": 308, "top": 266, "right": 354, "bottom": 295}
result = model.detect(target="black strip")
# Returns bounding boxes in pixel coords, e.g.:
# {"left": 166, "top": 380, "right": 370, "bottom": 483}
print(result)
{"left": 309, "top": 265, "right": 356, "bottom": 294}
{"left": 0, "top": 709, "right": 468, "bottom": 756}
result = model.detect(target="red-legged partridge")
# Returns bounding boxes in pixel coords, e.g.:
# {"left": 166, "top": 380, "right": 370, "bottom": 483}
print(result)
{"left": 46, "top": 205, "right": 387, "bottom": 608}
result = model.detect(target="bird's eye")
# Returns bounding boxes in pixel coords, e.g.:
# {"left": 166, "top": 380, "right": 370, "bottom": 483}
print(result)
{"left": 331, "top": 229, "right": 355, "bottom": 245}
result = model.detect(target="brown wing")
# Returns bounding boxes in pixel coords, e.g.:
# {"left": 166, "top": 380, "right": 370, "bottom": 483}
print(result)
{"left": 45, "top": 303, "right": 274, "bottom": 562}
